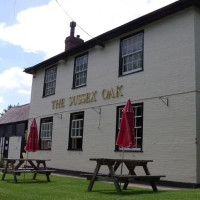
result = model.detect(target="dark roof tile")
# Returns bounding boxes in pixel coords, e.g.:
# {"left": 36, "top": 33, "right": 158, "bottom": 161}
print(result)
{"left": 0, "top": 104, "right": 30, "bottom": 125}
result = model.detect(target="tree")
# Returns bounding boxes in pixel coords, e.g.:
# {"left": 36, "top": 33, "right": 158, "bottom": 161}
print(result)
{"left": 0, "top": 103, "right": 20, "bottom": 117}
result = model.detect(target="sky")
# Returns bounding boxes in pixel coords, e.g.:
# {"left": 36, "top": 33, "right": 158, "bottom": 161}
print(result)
{"left": 0, "top": 0, "right": 177, "bottom": 114}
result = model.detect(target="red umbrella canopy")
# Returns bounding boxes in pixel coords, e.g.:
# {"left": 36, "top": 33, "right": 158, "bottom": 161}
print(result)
{"left": 116, "top": 99, "right": 136, "bottom": 148}
{"left": 25, "top": 118, "right": 39, "bottom": 152}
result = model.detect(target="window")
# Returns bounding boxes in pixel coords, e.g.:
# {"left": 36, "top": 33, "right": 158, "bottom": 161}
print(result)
{"left": 119, "top": 32, "right": 143, "bottom": 76}
{"left": 43, "top": 66, "right": 57, "bottom": 97}
{"left": 0, "top": 126, "right": 5, "bottom": 137}
{"left": 16, "top": 123, "right": 25, "bottom": 136}
{"left": 116, "top": 103, "right": 143, "bottom": 151}
{"left": 0, "top": 137, "right": 4, "bottom": 146}
{"left": 40, "top": 117, "right": 53, "bottom": 150}
{"left": 68, "top": 112, "right": 84, "bottom": 150}
{"left": 5, "top": 125, "right": 13, "bottom": 137}
{"left": 73, "top": 54, "right": 88, "bottom": 88}
{"left": 0, "top": 137, "right": 4, "bottom": 158}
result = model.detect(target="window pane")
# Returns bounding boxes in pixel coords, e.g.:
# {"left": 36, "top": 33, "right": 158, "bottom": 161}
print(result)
{"left": 40, "top": 118, "right": 53, "bottom": 150}
{"left": 69, "top": 112, "right": 84, "bottom": 150}
{"left": 74, "top": 54, "right": 88, "bottom": 87}
{"left": 121, "top": 33, "right": 143, "bottom": 75}
{"left": 44, "top": 66, "right": 57, "bottom": 96}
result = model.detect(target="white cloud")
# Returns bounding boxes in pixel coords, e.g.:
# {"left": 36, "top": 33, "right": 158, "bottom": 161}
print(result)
{"left": 0, "top": 67, "right": 32, "bottom": 94}
{"left": 18, "top": 89, "right": 31, "bottom": 95}
{"left": 0, "top": 0, "right": 176, "bottom": 58}
{"left": 0, "top": 96, "right": 4, "bottom": 103}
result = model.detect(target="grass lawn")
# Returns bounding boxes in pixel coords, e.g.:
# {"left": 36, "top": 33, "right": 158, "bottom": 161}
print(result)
{"left": 0, "top": 174, "right": 199, "bottom": 200}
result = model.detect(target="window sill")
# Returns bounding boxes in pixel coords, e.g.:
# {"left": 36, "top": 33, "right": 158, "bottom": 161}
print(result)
{"left": 72, "top": 84, "right": 87, "bottom": 90}
{"left": 118, "top": 68, "right": 143, "bottom": 77}
{"left": 42, "top": 93, "right": 55, "bottom": 98}
{"left": 67, "top": 149, "right": 83, "bottom": 151}
{"left": 114, "top": 149, "right": 143, "bottom": 153}
{"left": 39, "top": 149, "right": 51, "bottom": 151}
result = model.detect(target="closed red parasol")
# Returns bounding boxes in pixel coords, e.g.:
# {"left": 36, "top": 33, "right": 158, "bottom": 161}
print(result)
{"left": 116, "top": 99, "right": 135, "bottom": 148}
{"left": 25, "top": 118, "right": 39, "bottom": 152}
{"left": 116, "top": 99, "right": 136, "bottom": 187}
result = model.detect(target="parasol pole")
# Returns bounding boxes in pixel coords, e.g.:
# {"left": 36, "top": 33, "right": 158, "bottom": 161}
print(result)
{"left": 119, "top": 147, "right": 125, "bottom": 189}
{"left": 24, "top": 149, "right": 28, "bottom": 181}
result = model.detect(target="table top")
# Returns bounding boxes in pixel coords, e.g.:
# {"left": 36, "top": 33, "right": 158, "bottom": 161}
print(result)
{"left": 2, "top": 158, "right": 51, "bottom": 162}
{"left": 90, "top": 158, "right": 153, "bottom": 163}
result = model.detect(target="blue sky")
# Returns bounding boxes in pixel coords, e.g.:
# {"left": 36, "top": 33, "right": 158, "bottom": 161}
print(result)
{"left": 0, "top": 0, "right": 176, "bottom": 114}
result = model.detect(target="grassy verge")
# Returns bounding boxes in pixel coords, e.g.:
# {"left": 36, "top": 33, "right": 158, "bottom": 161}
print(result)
{"left": 0, "top": 174, "right": 199, "bottom": 200}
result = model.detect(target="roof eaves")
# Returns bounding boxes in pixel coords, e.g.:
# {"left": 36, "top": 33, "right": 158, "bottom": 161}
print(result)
{"left": 24, "top": 38, "right": 104, "bottom": 74}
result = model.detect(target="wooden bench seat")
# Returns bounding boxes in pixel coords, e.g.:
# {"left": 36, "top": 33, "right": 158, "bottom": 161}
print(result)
{"left": 81, "top": 173, "right": 113, "bottom": 181}
{"left": 13, "top": 169, "right": 56, "bottom": 174}
{"left": 17, "top": 167, "right": 35, "bottom": 170}
{"left": 3, "top": 169, "right": 55, "bottom": 175}
{"left": 82, "top": 173, "right": 165, "bottom": 192}
{"left": 1, "top": 168, "right": 56, "bottom": 182}
{"left": 113, "top": 175, "right": 166, "bottom": 182}
{"left": 82, "top": 173, "right": 165, "bottom": 182}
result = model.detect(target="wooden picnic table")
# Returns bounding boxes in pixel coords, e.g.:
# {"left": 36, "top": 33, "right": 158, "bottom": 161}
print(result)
{"left": 84, "top": 158, "right": 165, "bottom": 194}
{"left": 1, "top": 158, "right": 55, "bottom": 183}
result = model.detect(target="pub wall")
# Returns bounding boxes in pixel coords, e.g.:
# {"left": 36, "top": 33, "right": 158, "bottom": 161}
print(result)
{"left": 196, "top": 92, "right": 200, "bottom": 183}
{"left": 28, "top": 8, "right": 197, "bottom": 183}
{"left": 194, "top": 8, "right": 200, "bottom": 183}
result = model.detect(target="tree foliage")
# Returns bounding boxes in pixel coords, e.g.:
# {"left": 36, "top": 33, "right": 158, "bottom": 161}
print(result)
{"left": 0, "top": 103, "right": 20, "bottom": 117}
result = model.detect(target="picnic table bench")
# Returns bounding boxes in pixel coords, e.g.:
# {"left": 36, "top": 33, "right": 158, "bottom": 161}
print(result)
{"left": 83, "top": 158, "right": 165, "bottom": 194}
{"left": 1, "top": 158, "right": 55, "bottom": 183}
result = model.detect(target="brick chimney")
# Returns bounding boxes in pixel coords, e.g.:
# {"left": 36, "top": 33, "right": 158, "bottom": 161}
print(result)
{"left": 65, "top": 21, "right": 84, "bottom": 51}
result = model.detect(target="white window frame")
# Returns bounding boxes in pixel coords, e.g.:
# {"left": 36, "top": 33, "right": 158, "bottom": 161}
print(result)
{"left": 71, "top": 119, "right": 83, "bottom": 139}
{"left": 0, "top": 137, "right": 4, "bottom": 146}
{"left": 44, "top": 66, "right": 57, "bottom": 96}
{"left": 41, "top": 122, "right": 52, "bottom": 139}
{"left": 40, "top": 119, "right": 53, "bottom": 150}
{"left": 74, "top": 54, "right": 88, "bottom": 88}
{"left": 121, "top": 32, "right": 143, "bottom": 75}
{"left": 69, "top": 112, "right": 84, "bottom": 150}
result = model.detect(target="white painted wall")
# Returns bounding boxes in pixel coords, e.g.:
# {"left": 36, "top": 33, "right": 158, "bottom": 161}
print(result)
{"left": 8, "top": 136, "right": 21, "bottom": 159}
{"left": 28, "top": 8, "right": 199, "bottom": 184}
{"left": 194, "top": 8, "right": 200, "bottom": 183}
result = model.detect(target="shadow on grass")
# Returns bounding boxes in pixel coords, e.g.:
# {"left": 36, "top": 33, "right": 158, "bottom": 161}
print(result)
{"left": 2, "top": 179, "right": 52, "bottom": 184}
{"left": 89, "top": 189, "right": 167, "bottom": 196}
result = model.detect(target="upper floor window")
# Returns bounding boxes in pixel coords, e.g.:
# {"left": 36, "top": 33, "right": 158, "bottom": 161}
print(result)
{"left": 73, "top": 54, "right": 88, "bottom": 88}
{"left": 43, "top": 66, "right": 57, "bottom": 97}
{"left": 119, "top": 32, "right": 143, "bottom": 76}
{"left": 68, "top": 112, "right": 84, "bottom": 150}
{"left": 40, "top": 117, "right": 53, "bottom": 150}
{"left": 116, "top": 103, "right": 143, "bottom": 152}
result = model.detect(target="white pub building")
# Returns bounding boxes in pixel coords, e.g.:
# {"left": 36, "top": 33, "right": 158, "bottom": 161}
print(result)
{"left": 24, "top": 0, "right": 200, "bottom": 187}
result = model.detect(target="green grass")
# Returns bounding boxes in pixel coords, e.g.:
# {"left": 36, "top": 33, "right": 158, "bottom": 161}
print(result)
{"left": 0, "top": 174, "right": 199, "bottom": 200}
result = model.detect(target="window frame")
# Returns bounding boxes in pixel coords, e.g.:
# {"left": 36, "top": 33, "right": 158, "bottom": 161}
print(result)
{"left": 115, "top": 103, "right": 143, "bottom": 152}
{"left": 68, "top": 112, "right": 84, "bottom": 151}
{"left": 43, "top": 66, "right": 57, "bottom": 97}
{"left": 72, "top": 53, "right": 88, "bottom": 89}
{"left": 0, "top": 137, "right": 4, "bottom": 146}
{"left": 39, "top": 117, "right": 53, "bottom": 150}
{"left": 119, "top": 31, "right": 144, "bottom": 76}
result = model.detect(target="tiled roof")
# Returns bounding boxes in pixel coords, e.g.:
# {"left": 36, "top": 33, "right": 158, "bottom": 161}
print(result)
{"left": 0, "top": 104, "right": 30, "bottom": 125}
